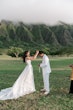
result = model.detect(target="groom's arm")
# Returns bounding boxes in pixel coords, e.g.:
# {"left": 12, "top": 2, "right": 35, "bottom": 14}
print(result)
{"left": 40, "top": 57, "right": 49, "bottom": 68}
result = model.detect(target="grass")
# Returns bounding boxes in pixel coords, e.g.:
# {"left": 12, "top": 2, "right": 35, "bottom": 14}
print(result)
{"left": 0, "top": 57, "right": 73, "bottom": 110}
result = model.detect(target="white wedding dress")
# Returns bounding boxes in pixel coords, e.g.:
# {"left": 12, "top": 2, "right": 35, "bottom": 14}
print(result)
{"left": 0, "top": 60, "right": 36, "bottom": 100}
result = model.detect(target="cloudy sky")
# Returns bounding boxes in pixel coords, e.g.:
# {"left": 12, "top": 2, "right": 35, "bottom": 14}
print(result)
{"left": 0, "top": 0, "right": 73, "bottom": 25}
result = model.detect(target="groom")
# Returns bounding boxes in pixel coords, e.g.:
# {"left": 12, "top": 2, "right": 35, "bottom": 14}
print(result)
{"left": 38, "top": 51, "right": 51, "bottom": 96}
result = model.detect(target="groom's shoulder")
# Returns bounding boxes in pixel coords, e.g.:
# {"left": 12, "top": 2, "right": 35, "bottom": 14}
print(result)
{"left": 44, "top": 54, "right": 49, "bottom": 59}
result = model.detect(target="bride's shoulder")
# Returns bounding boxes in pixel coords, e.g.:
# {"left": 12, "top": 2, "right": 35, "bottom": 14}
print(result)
{"left": 25, "top": 57, "right": 31, "bottom": 61}
{"left": 26, "top": 56, "right": 33, "bottom": 61}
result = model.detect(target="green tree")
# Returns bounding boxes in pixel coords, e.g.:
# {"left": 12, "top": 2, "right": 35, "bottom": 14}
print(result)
{"left": 8, "top": 47, "right": 23, "bottom": 57}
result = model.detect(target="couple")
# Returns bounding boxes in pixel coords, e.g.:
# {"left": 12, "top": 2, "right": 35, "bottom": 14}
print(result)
{"left": 0, "top": 51, "right": 51, "bottom": 100}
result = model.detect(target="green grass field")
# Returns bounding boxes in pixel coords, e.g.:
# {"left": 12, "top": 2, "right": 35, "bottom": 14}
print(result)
{"left": 0, "top": 57, "right": 73, "bottom": 110}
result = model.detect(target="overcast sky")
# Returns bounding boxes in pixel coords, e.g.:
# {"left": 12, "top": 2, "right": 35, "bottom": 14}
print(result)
{"left": 0, "top": 0, "right": 73, "bottom": 25}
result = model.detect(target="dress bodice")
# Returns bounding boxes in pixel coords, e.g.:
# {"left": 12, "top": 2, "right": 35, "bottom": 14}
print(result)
{"left": 26, "top": 60, "right": 31, "bottom": 65}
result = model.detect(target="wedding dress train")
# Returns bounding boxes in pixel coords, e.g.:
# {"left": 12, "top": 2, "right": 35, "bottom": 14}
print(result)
{"left": 0, "top": 60, "right": 36, "bottom": 100}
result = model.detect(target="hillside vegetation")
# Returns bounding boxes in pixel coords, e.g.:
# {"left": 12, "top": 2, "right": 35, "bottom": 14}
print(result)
{"left": 0, "top": 20, "right": 73, "bottom": 55}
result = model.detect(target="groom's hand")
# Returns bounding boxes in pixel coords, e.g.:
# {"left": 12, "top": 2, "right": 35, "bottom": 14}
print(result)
{"left": 38, "top": 64, "right": 40, "bottom": 67}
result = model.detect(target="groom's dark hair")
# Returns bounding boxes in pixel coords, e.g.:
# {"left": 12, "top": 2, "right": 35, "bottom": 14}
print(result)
{"left": 39, "top": 51, "right": 44, "bottom": 54}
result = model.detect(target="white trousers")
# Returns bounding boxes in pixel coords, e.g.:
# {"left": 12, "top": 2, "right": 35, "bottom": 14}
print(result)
{"left": 42, "top": 72, "right": 50, "bottom": 92}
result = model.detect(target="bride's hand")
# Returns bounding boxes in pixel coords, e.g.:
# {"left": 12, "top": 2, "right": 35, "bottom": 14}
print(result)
{"left": 36, "top": 50, "right": 39, "bottom": 54}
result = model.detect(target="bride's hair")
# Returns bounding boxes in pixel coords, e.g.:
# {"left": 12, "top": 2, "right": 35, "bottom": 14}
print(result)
{"left": 23, "top": 51, "right": 29, "bottom": 63}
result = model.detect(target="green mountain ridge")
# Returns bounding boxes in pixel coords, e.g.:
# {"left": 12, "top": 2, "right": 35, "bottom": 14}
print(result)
{"left": 0, "top": 20, "right": 73, "bottom": 50}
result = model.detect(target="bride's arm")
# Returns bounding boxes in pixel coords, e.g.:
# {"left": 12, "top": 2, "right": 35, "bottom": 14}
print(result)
{"left": 26, "top": 51, "right": 39, "bottom": 60}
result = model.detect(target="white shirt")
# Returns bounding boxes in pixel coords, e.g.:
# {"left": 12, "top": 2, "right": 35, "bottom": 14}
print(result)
{"left": 40, "top": 54, "right": 51, "bottom": 73}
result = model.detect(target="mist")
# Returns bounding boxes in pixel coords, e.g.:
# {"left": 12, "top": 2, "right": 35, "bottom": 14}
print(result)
{"left": 0, "top": 0, "right": 73, "bottom": 25}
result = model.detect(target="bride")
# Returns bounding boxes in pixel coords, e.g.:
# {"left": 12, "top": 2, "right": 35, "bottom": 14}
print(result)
{"left": 0, "top": 50, "right": 39, "bottom": 100}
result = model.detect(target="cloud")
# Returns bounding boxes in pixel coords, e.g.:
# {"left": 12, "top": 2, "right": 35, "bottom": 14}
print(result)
{"left": 0, "top": 0, "right": 73, "bottom": 25}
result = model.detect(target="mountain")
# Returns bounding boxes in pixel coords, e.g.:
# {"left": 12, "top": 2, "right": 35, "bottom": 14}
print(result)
{"left": 0, "top": 20, "right": 73, "bottom": 53}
